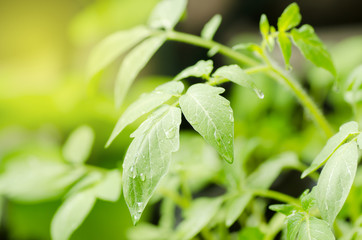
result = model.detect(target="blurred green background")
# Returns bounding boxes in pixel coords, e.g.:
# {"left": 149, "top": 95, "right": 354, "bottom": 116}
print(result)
{"left": 0, "top": 0, "right": 362, "bottom": 239}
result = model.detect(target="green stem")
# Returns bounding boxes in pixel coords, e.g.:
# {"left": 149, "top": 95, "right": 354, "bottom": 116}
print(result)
{"left": 165, "top": 30, "right": 334, "bottom": 137}
{"left": 249, "top": 188, "right": 301, "bottom": 207}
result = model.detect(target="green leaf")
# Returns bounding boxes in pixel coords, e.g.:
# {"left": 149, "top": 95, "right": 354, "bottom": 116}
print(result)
{"left": 239, "top": 227, "right": 264, "bottom": 240}
{"left": 286, "top": 212, "right": 304, "bottom": 240}
{"left": 212, "top": 65, "right": 264, "bottom": 99}
{"left": 277, "top": 3, "right": 301, "bottom": 31}
{"left": 225, "top": 193, "right": 252, "bottom": 227}
{"left": 127, "top": 223, "right": 170, "bottom": 240}
{"left": 62, "top": 125, "right": 94, "bottom": 164}
{"left": 201, "top": 14, "right": 222, "bottom": 40}
{"left": 174, "top": 60, "right": 214, "bottom": 81}
{"left": 291, "top": 24, "right": 336, "bottom": 76}
{"left": 298, "top": 217, "right": 335, "bottom": 240}
{"left": 95, "top": 169, "right": 122, "bottom": 202}
{"left": 122, "top": 105, "right": 182, "bottom": 224}
{"left": 51, "top": 190, "right": 96, "bottom": 240}
{"left": 259, "top": 14, "right": 269, "bottom": 38}
{"left": 106, "top": 81, "right": 184, "bottom": 147}
{"left": 269, "top": 204, "right": 297, "bottom": 215}
{"left": 278, "top": 32, "right": 292, "bottom": 68}
{"left": 175, "top": 197, "right": 223, "bottom": 240}
{"left": 316, "top": 141, "right": 358, "bottom": 226}
{"left": 247, "top": 152, "right": 299, "bottom": 189}
{"left": 302, "top": 121, "right": 358, "bottom": 178}
{"left": 148, "top": 0, "right": 187, "bottom": 30}
{"left": 179, "top": 84, "right": 234, "bottom": 163}
{"left": 114, "top": 34, "right": 166, "bottom": 108}
{"left": 87, "top": 26, "right": 150, "bottom": 79}
{"left": 344, "top": 65, "right": 362, "bottom": 104}
{"left": 300, "top": 189, "right": 316, "bottom": 212}
{"left": 0, "top": 156, "right": 85, "bottom": 202}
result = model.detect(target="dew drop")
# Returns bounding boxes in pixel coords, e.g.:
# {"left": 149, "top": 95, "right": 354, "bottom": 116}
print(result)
{"left": 130, "top": 166, "right": 137, "bottom": 179}
{"left": 140, "top": 173, "right": 146, "bottom": 181}
{"left": 229, "top": 114, "right": 234, "bottom": 122}
{"left": 165, "top": 128, "right": 176, "bottom": 139}
{"left": 255, "top": 89, "right": 264, "bottom": 99}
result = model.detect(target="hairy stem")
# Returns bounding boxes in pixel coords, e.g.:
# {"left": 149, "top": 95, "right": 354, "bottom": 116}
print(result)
{"left": 165, "top": 30, "right": 334, "bottom": 137}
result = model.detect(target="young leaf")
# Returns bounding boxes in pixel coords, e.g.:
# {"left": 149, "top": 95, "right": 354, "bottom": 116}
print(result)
{"left": 259, "top": 14, "right": 269, "bottom": 39}
{"left": 225, "top": 193, "right": 253, "bottom": 227}
{"left": 316, "top": 141, "right": 358, "bottom": 226}
{"left": 302, "top": 121, "right": 358, "bottom": 178}
{"left": 122, "top": 105, "right": 182, "bottom": 224}
{"left": 62, "top": 125, "right": 94, "bottom": 164}
{"left": 173, "top": 60, "right": 214, "bottom": 81}
{"left": 95, "top": 169, "right": 122, "bottom": 202}
{"left": 175, "top": 197, "right": 223, "bottom": 240}
{"left": 106, "top": 81, "right": 184, "bottom": 147}
{"left": 148, "top": 0, "right": 187, "bottom": 30}
{"left": 291, "top": 25, "right": 336, "bottom": 76}
{"left": 212, "top": 65, "right": 264, "bottom": 99}
{"left": 87, "top": 26, "right": 150, "bottom": 79}
{"left": 179, "top": 84, "right": 234, "bottom": 163}
{"left": 201, "top": 14, "right": 222, "bottom": 40}
{"left": 269, "top": 204, "right": 297, "bottom": 216}
{"left": 300, "top": 189, "right": 316, "bottom": 212}
{"left": 278, "top": 32, "right": 292, "bottom": 68}
{"left": 277, "top": 3, "right": 301, "bottom": 32}
{"left": 51, "top": 190, "right": 96, "bottom": 240}
{"left": 298, "top": 217, "right": 335, "bottom": 240}
{"left": 114, "top": 34, "right": 166, "bottom": 108}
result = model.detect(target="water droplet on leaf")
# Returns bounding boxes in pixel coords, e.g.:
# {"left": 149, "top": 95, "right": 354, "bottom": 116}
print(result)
{"left": 140, "top": 173, "right": 146, "bottom": 181}
{"left": 255, "top": 89, "right": 264, "bottom": 99}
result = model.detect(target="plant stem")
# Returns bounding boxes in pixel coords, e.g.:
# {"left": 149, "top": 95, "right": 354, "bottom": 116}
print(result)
{"left": 165, "top": 30, "right": 334, "bottom": 137}
{"left": 249, "top": 188, "right": 301, "bottom": 207}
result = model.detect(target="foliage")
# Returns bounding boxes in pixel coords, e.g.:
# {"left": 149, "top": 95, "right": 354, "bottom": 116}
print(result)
{"left": 1, "top": 0, "right": 362, "bottom": 239}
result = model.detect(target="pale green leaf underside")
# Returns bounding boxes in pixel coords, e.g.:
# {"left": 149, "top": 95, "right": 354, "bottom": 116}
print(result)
{"left": 277, "top": 3, "right": 301, "bottom": 31}
{"left": 175, "top": 197, "right": 223, "bottom": 240}
{"left": 286, "top": 213, "right": 335, "bottom": 240}
{"left": 87, "top": 26, "right": 150, "bottom": 79}
{"left": 302, "top": 121, "right": 358, "bottom": 178}
{"left": 278, "top": 32, "right": 292, "bottom": 68}
{"left": 148, "top": 0, "right": 187, "bottom": 30}
{"left": 0, "top": 156, "right": 85, "bottom": 202}
{"left": 106, "top": 81, "right": 184, "bottom": 147}
{"left": 201, "top": 14, "right": 222, "bottom": 40}
{"left": 122, "top": 105, "right": 182, "bottom": 224}
{"left": 291, "top": 25, "right": 336, "bottom": 76}
{"left": 179, "top": 84, "right": 234, "bottom": 163}
{"left": 174, "top": 60, "right": 213, "bottom": 81}
{"left": 316, "top": 141, "right": 358, "bottom": 226}
{"left": 63, "top": 125, "right": 94, "bottom": 164}
{"left": 212, "top": 64, "right": 263, "bottom": 98}
{"left": 51, "top": 190, "right": 96, "bottom": 240}
{"left": 114, "top": 34, "right": 166, "bottom": 108}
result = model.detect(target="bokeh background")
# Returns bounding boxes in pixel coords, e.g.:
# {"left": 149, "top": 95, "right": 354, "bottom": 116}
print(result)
{"left": 0, "top": 0, "right": 362, "bottom": 239}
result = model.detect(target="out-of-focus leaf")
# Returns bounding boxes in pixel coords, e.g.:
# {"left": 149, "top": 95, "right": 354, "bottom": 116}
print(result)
{"left": 87, "top": 26, "right": 150, "bottom": 79}
{"left": 106, "top": 81, "right": 184, "bottom": 147}
{"left": 115, "top": 34, "right": 166, "bottom": 108}
{"left": 316, "top": 141, "right": 358, "bottom": 225}
{"left": 51, "top": 190, "right": 96, "bottom": 240}
{"left": 225, "top": 193, "right": 252, "bottom": 227}
{"left": 175, "top": 197, "right": 223, "bottom": 240}
{"left": 238, "top": 227, "right": 264, "bottom": 240}
{"left": 259, "top": 14, "right": 269, "bottom": 39}
{"left": 344, "top": 65, "right": 362, "bottom": 104}
{"left": 291, "top": 24, "right": 336, "bottom": 76}
{"left": 122, "top": 105, "right": 182, "bottom": 224}
{"left": 95, "top": 169, "right": 122, "bottom": 202}
{"left": 62, "top": 125, "right": 94, "bottom": 164}
{"left": 148, "top": 0, "right": 187, "bottom": 30}
{"left": 269, "top": 204, "right": 297, "bottom": 216}
{"left": 127, "top": 223, "right": 171, "bottom": 240}
{"left": 201, "top": 14, "right": 222, "bottom": 40}
{"left": 0, "top": 156, "right": 85, "bottom": 202}
{"left": 212, "top": 65, "right": 264, "bottom": 99}
{"left": 179, "top": 84, "right": 234, "bottom": 163}
{"left": 277, "top": 3, "right": 301, "bottom": 31}
{"left": 174, "top": 60, "right": 213, "bottom": 81}
{"left": 302, "top": 121, "right": 358, "bottom": 178}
